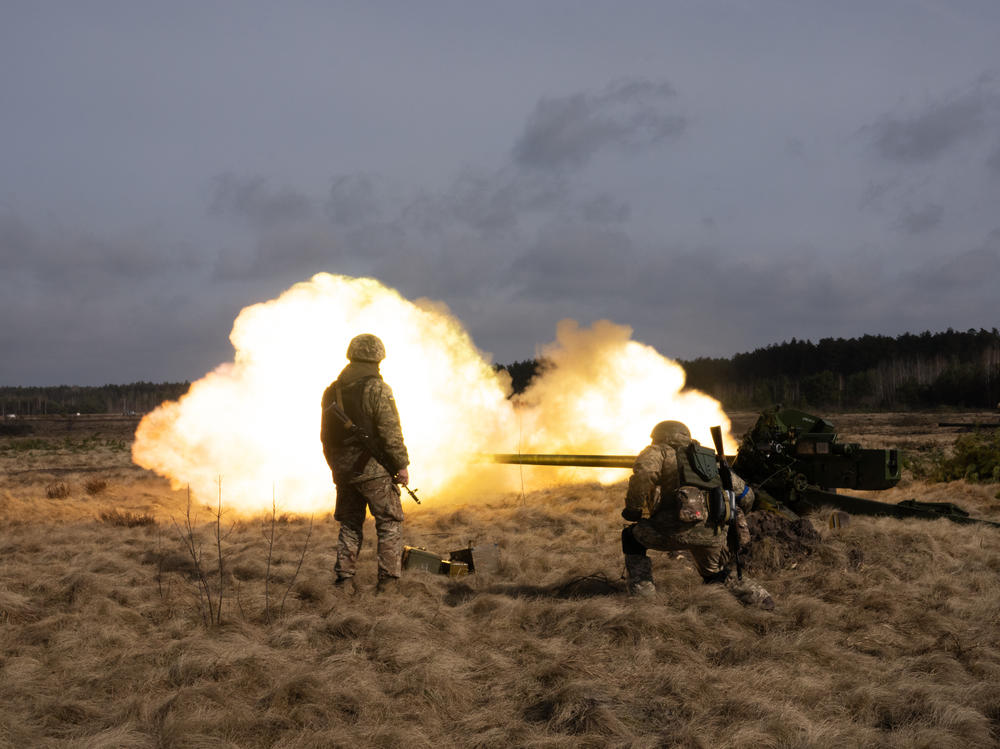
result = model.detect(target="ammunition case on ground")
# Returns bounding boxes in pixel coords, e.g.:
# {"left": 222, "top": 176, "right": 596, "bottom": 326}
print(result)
{"left": 440, "top": 560, "right": 469, "bottom": 576}
{"left": 449, "top": 544, "right": 500, "bottom": 574}
{"left": 402, "top": 545, "right": 471, "bottom": 576}
{"left": 402, "top": 546, "right": 444, "bottom": 574}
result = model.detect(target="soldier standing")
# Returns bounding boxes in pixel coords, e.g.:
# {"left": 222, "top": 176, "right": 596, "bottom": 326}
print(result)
{"left": 620, "top": 420, "right": 774, "bottom": 609}
{"left": 321, "top": 334, "right": 410, "bottom": 594}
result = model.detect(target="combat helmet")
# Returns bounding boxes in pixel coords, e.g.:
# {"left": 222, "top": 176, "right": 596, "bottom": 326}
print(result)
{"left": 650, "top": 420, "right": 691, "bottom": 443}
{"left": 346, "top": 333, "right": 386, "bottom": 363}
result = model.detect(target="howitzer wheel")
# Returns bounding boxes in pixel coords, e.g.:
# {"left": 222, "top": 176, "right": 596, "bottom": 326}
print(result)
{"left": 793, "top": 473, "right": 809, "bottom": 492}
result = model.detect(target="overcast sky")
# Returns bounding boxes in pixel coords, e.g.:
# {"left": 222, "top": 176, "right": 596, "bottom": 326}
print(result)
{"left": 3, "top": 2, "right": 999, "bottom": 386}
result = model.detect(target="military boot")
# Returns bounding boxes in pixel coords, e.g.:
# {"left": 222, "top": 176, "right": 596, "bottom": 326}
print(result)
{"left": 334, "top": 575, "right": 357, "bottom": 596}
{"left": 724, "top": 575, "right": 775, "bottom": 610}
{"left": 624, "top": 554, "right": 655, "bottom": 597}
{"left": 375, "top": 576, "right": 400, "bottom": 595}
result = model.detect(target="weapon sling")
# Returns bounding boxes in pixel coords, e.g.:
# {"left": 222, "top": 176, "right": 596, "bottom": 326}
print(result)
{"left": 325, "top": 385, "right": 421, "bottom": 504}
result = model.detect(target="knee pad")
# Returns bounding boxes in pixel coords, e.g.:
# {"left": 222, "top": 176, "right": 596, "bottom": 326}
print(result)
{"left": 621, "top": 526, "right": 647, "bottom": 556}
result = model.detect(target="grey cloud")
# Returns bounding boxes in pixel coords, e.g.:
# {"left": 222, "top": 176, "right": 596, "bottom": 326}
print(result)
{"left": 1, "top": 211, "right": 199, "bottom": 282}
{"left": 509, "top": 222, "right": 634, "bottom": 298}
{"left": 211, "top": 174, "right": 313, "bottom": 227}
{"left": 500, "top": 239, "right": 908, "bottom": 360}
{"left": 0, "top": 213, "right": 34, "bottom": 270}
{"left": 328, "top": 168, "right": 566, "bottom": 243}
{"left": 785, "top": 137, "right": 805, "bottom": 159}
{"left": 894, "top": 203, "right": 944, "bottom": 235}
{"left": 617, "top": 247, "right": 920, "bottom": 358}
{"left": 581, "top": 194, "right": 631, "bottom": 224}
{"left": 446, "top": 171, "right": 524, "bottom": 237}
{"left": 212, "top": 225, "right": 343, "bottom": 282}
{"left": 859, "top": 179, "right": 899, "bottom": 212}
{"left": 910, "top": 229, "right": 1000, "bottom": 292}
{"left": 0, "top": 213, "right": 230, "bottom": 384}
{"left": 327, "top": 174, "right": 383, "bottom": 227}
{"left": 867, "top": 90, "right": 996, "bottom": 164}
{"left": 512, "top": 79, "right": 686, "bottom": 170}
{"left": 988, "top": 142, "right": 1000, "bottom": 173}
{"left": 446, "top": 169, "right": 566, "bottom": 237}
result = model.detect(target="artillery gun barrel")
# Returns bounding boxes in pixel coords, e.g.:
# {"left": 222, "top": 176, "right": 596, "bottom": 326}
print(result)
{"left": 487, "top": 453, "right": 636, "bottom": 468}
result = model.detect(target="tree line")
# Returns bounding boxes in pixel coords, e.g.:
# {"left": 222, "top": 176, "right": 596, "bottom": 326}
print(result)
{"left": 495, "top": 328, "right": 1000, "bottom": 411}
{"left": 0, "top": 382, "right": 191, "bottom": 416}
{"left": 679, "top": 328, "right": 1000, "bottom": 410}
{"left": 5, "top": 328, "right": 999, "bottom": 415}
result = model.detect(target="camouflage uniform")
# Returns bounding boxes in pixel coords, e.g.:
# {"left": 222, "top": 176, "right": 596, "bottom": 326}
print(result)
{"left": 321, "top": 335, "right": 409, "bottom": 586}
{"left": 622, "top": 423, "right": 774, "bottom": 609}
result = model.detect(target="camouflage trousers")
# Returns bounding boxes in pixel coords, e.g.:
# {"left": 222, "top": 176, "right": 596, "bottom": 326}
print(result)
{"left": 626, "top": 520, "right": 774, "bottom": 609}
{"left": 334, "top": 476, "right": 404, "bottom": 581}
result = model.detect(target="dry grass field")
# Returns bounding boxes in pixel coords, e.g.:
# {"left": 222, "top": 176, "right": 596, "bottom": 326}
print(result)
{"left": 2, "top": 412, "right": 1000, "bottom": 748}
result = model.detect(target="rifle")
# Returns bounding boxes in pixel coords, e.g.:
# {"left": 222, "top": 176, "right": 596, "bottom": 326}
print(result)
{"left": 710, "top": 425, "right": 741, "bottom": 581}
{"left": 324, "top": 399, "right": 421, "bottom": 504}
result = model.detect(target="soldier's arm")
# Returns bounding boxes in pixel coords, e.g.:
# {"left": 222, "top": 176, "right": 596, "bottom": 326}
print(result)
{"left": 625, "top": 445, "right": 665, "bottom": 514}
{"left": 368, "top": 380, "right": 409, "bottom": 474}
{"left": 731, "top": 472, "right": 755, "bottom": 512}
{"left": 319, "top": 384, "right": 336, "bottom": 469}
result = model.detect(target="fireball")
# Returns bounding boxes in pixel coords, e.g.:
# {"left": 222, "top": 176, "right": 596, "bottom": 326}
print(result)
{"left": 133, "top": 273, "right": 734, "bottom": 513}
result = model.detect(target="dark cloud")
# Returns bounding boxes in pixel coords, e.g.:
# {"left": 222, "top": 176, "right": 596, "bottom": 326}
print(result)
{"left": 512, "top": 79, "right": 686, "bottom": 170}
{"left": 0, "top": 213, "right": 34, "bottom": 271}
{"left": 509, "top": 222, "right": 634, "bottom": 299}
{"left": 446, "top": 168, "right": 567, "bottom": 237}
{"left": 867, "top": 90, "right": 996, "bottom": 164}
{"left": 988, "top": 142, "right": 1000, "bottom": 174}
{"left": 910, "top": 229, "right": 1000, "bottom": 292}
{"left": 211, "top": 226, "right": 342, "bottom": 282}
{"left": 581, "top": 194, "right": 631, "bottom": 224}
{"left": 858, "top": 179, "right": 899, "bottom": 212}
{"left": 327, "top": 174, "right": 383, "bottom": 227}
{"left": 0, "top": 212, "right": 230, "bottom": 384}
{"left": 0, "top": 211, "right": 199, "bottom": 282}
{"left": 894, "top": 203, "right": 944, "bottom": 235}
{"left": 210, "top": 174, "right": 313, "bottom": 228}
{"left": 785, "top": 137, "right": 805, "bottom": 159}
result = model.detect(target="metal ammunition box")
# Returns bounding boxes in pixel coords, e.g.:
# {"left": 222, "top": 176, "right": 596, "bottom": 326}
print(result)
{"left": 402, "top": 546, "right": 443, "bottom": 574}
{"left": 449, "top": 544, "right": 500, "bottom": 574}
{"left": 439, "top": 560, "right": 469, "bottom": 576}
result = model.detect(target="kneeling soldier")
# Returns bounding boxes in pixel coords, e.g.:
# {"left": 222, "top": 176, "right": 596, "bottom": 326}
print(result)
{"left": 621, "top": 420, "right": 774, "bottom": 609}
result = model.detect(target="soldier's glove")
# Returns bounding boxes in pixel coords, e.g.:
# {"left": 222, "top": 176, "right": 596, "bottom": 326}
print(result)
{"left": 621, "top": 507, "right": 643, "bottom": 522}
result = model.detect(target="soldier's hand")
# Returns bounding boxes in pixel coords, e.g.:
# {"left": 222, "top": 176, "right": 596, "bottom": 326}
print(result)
{"left": 394, "top": 468, "right": 409, "bottom": 485}
{"left": 621, "top": 506, "right": 642, "bottom": 522}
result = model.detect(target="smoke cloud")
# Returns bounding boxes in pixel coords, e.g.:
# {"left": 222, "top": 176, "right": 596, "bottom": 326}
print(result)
{"left": 133, "top": 273, "right": 732, "bottom": 514}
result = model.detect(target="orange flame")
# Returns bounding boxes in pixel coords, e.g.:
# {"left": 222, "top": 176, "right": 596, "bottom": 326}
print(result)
{"left": 133, "top": 273, "right": 735, "bottom": 513}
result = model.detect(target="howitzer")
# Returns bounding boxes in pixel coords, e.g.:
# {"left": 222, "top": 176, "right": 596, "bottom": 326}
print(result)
{"left": 731, "top": 406, "right": 1000, "bottom": 527}
{"left": 486, "top": 406, "right": 1000, "bottom": 528}
{"left": 323, "top": 400, "right": 421, "bottom": 504}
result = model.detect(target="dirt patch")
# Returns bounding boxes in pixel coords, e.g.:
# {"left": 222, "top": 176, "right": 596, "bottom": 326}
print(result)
{"left": 743, "top": 511, "right": 822, "bottom": 572}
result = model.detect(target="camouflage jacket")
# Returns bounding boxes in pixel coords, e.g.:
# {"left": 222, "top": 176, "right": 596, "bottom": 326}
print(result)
{"left": 320, "top": 362, "right": 409, "bottom": 485}
{"left": 625, "top": 434, "right": 753, "bottom": 519}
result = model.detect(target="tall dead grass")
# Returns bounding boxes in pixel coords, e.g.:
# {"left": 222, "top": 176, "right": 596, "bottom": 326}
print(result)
{"left": 2, "top": 436, "right": 1000, "bottom": 746}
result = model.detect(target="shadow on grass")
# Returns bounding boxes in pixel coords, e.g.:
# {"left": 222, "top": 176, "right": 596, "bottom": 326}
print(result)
{"left": 444, "top": 573, "right": 625, "bottom": 606}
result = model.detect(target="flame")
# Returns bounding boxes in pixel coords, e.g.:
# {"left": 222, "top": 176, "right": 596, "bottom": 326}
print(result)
{"left": 514, "top": 319, "right": 733, "bottom": 483}
{"left": 133, "top": 273, "right": 735, "bottom": 514}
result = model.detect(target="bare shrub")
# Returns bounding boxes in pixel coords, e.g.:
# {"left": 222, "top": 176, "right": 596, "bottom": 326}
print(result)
{"left": 172, "top": 482, "right": 235, "bottom": 627}
{"left": 100, "top": 509, "right": 156, "bottom": 527}
{"left": 46, "top": 482, "right": 70, "bottom": 499}
{"left": 84, "top": 478, "right": 108, "bottom": 495}
{"left": 262, "top": 492, "right": 314, "bottom": 623}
